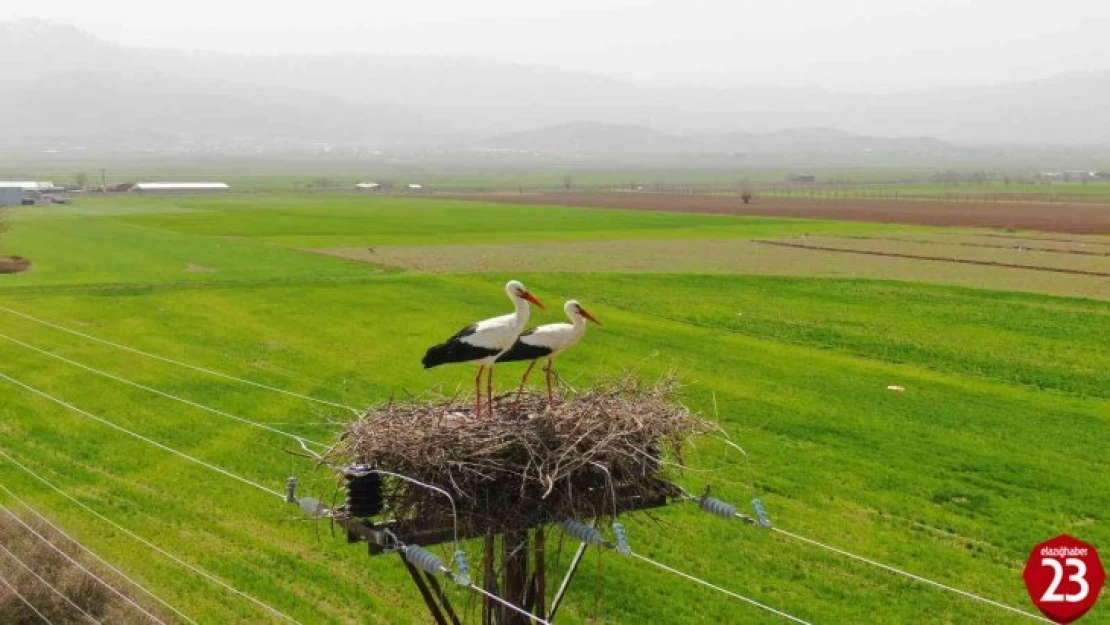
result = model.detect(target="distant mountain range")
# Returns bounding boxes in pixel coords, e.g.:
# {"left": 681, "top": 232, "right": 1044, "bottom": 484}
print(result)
{"left": 475, "top": 122, "right": 953, "bottom": 158}
{"left": 3, "top": 19, "right": 1110, "bottom": 159}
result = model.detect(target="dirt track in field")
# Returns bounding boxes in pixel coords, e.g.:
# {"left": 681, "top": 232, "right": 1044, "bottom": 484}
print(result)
{"left": 829, "top": 235, "right": 1110, "bottom": 256}
{"left": 314, "top": 238, "right": 1110, "bottom": 299}
{"left": 752, "top": 240, "right": 1110, "bottom": 277}
{"left": 445, "top": 193, "right": 1110, "bottom": 234}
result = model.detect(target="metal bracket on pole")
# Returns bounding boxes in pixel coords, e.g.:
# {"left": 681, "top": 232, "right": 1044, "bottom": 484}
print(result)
{"left": 546, "top": 542, "right": 588, "bottom": 623}
{"left": 399, "top": 552, "right": 461, "bottom": 625}
{"left": 423, "top": 568, "right": 462, "bottom": 625}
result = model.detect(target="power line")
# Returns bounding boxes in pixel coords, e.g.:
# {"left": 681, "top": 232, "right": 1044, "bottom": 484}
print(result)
{"left": 691, "top": 496, "right": 1050, "bottom": 622}
{"left": 550, "top": 504, "right": 808, "bottom": 622}
{"left": 629, "top": 551, "right": 812, "bottom": 624}
{"left": 1, "top": 309, "right": 783, "bottom": 625}
{"left": 0, "top": 370, "right": 284, "bottom": 499}
{"left": 0, "top": 491, "right": 184, "bottom": 625}
{"left": 0, "top": 485, "right": 193, "bottom": 625}
{"left": 771, "top": 527, "right": 1050, "bottom": 623}
{"left": 0, "top": 501, "right": 166, "bottom": 625}
{"left": 0, "top": 305, "right": 361, "bottom": 414}
{"left": 0, "top": 567, "right": 54, "bottom": 625}
{"left": 0, "top": 330, "right": 328, "bottom": 450}
{"left": 0, "top": 540, "right": 99, "bottom": 624}
{"left": 0, "top": 448, "right": 301, "bottom": 624}
{"left": 4, "top": 306, "right": 1038, "bottom": 622}
{"left": 6, "top": 316, "right": 601, "bottom": 625}
{"left": 291, "top": 490, "right": 548, "bottom": 625}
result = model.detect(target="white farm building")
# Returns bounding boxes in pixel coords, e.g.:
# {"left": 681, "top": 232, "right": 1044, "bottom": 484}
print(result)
{"left": 0, "top": 184, "right": 25, "bottom": 206}
{"left": 0, "top": 181, "right": 55, "bottom": 191}
{"left": 132, "top": 182, "right": 229, "bottom": 193}
{"left": 0, "top": 182, "right": 61, "bottom": 205}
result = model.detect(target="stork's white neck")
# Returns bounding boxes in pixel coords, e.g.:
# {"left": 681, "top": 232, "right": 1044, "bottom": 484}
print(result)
{"left": 568, "top": 310, "right": 586, "bottom": 330}
{"left": 510, "top": 292, "right": 532, "bottom": 325}
{"left": 564, "top": 306, "right": 588, "bottom": 338}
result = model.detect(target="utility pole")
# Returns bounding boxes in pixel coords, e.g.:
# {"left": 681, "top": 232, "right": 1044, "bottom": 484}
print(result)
{"left": 100, "top": 168, "right": 107, "bottom": 191}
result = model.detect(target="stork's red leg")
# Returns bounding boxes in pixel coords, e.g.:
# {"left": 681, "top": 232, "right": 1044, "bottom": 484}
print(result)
{"left": 517, "top": 360, "right": 537, "bottom": 400}
{"left": 545, "top": 358, "right": 554, "bottom": 407}
{"left": 474, "top": 365, "right": 485, "bottom": 418}
{"left": 487, "top": 365, "right": 495, "bottom": 418}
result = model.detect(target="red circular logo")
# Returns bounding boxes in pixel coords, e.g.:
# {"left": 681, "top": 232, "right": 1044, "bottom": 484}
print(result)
{"left": 1023, "top": 535, "right": 1104, "bottom": 623}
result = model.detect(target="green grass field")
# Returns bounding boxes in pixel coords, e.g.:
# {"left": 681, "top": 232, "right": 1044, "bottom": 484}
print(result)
{"left": 1, "top": 193, "right": 1107, "bottom": 623}
{"left": 8, "top": 157, "right": 1110, "bottom": 198}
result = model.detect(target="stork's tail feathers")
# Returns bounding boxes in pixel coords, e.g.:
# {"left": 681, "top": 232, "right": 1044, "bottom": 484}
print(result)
{"left": 422, "top": 338, "right": 502, "bottom": 368}
{"left": 422, "top": 343, "right": 451, "bottom": 369}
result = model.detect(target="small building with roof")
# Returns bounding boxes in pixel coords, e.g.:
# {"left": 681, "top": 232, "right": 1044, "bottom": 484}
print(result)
{"left": 132, "top": 182, "right": 229, "bottom": 193}
{"left": 0, "top": 184, "right": 24, "bottom": 206}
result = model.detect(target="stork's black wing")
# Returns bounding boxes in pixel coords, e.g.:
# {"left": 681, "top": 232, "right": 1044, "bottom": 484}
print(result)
{"left": 422, "top": 324, "right": 501, "bottom": 368}
{"left": 496, "top": 329, "right": 553, "bottom": 363}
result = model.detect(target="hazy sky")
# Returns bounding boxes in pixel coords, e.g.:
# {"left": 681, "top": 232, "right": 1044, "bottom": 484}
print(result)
{"left": 6, "top": 0, "right": 1110, "bottom": 91}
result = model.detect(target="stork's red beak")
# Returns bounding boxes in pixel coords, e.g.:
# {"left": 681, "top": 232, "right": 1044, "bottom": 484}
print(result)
{"left": 522, "top": 291, "right": 546, "bottom": 310}
{"left": 580, "top": 308, "right": 602, "bottom": 326}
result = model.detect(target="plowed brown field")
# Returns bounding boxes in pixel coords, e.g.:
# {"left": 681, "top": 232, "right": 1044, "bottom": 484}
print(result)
{"left": 446, "top": 193, "right": 1110, "bottom": 234}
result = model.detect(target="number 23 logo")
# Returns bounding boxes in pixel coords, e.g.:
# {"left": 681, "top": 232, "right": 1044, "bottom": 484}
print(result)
{"left": 1041, "top": 558, "right": 1090, "bottom": 604}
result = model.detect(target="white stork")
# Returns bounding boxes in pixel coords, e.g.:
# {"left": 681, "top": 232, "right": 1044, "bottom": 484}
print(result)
{"left": 422, "top": 280, "right": 545, "bottom": 418}
{"left": 497, "top": 300, "right": 601, "bottom": 404}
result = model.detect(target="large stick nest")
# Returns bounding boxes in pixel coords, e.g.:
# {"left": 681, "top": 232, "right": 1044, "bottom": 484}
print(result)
{"left": 328, "top": 374, "right": 715, "bottom": 536}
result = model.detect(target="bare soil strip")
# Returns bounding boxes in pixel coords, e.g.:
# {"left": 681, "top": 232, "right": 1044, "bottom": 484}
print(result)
{"left": 828, "top": 235, "right": 1110, "bottom": 257}
{"left": 753, "top": 240, "right": 1110, "bottom": 277}
{"left": 977, "top": 233, "right": 1110, "bottom": 247}
{"left": 313, "top": 240, "right": 1110, "bottom": 299}
{"left": 445, "top": 193, "right": 1110, "bottom": 234}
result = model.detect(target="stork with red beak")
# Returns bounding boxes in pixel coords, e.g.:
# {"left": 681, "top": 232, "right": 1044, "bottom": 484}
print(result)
{"left": 497, "top": 300, "right": 601, "bottom": 404}
{"left": 422, "top": 280, "right": 545, "bottom": 418}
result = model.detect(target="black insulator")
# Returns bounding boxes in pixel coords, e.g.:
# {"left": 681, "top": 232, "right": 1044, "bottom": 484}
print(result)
{"left": 344, "top": 467, "right": 383, "bottom": 518}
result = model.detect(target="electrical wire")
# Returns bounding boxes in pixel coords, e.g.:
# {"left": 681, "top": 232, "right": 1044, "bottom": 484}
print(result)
{"left": 0, "top": 370, "right": 284, "bottom": 499}
{"left": 0, "top": 501, "right": 167, "bottom": 625}
{"left": 0, "top": 330, "right": 328, "bottom": 450}
{"left": 0, "top": 311, "right": 548, "bottom": 624}
{"left": 0, "top": 448, "right": 300, "bottom": 624}
{"left": 0, "top": 540, "right": 99, "bottom": 624}
{"left": 0, "top": 485, "right": 191, "bottom": 625}
{"left": 287, "top": 489, "right": 543, "bottom": 625}
{"left": 6, "top": 305, "right": 1040, "bottom": 622}
{"left": 771, "top": 527, "right": 1051, "bottom": 623}
{"left": 0, "top": 485, "right": 193, "bottom": 624}
{"left": 629, "top": 551, "right": 811, "bottom": 624}
{"left": 375, "top": 469, "right": 461, "bottom": 552}
{"left": 0, "top": 305, "right": 361, "bottom": 415}
{"left": 0, "top": 567, "right": 54, "bottom": 624}
{"left": 298, "top": 447, "right": 462, "bottom": 554}
{"left": 0, "top": 491, "right": 187, "bottom": 625}
{"left": 685, "top": 488, "right": 1049, "bottom": 622}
